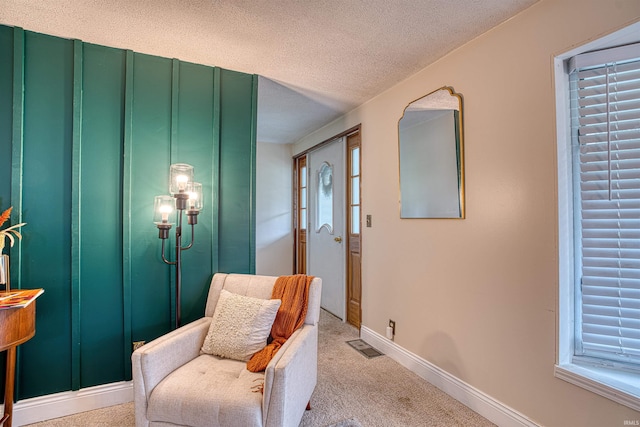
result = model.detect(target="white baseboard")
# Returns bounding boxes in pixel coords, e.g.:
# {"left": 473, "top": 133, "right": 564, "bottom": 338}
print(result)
{"left": 360, "top": 326, "right": 538, "bottom": 427}
{"left": 2, "top": 381, "right": 133, "bottom": 426}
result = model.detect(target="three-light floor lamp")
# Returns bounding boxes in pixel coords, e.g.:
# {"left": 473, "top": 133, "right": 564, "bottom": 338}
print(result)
{"left": 153, "top": 163, "right": 202, "bottom": 329}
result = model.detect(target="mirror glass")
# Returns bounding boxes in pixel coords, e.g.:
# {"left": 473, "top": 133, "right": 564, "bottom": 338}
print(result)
{"left": 398, "top": 87, "right": 465, "bottom": 218}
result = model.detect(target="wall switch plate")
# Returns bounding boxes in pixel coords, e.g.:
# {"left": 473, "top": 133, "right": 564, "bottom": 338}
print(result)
{"left": 133, "top": 341, "right": 146, "bottom": 351}
{"left": 366, "top": 215, "right": 372, "bottom": 227}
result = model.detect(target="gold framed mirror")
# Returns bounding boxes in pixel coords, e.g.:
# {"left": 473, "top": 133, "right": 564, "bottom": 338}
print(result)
{"left": 398, "top": 86, "right": 465, "bottom": 219}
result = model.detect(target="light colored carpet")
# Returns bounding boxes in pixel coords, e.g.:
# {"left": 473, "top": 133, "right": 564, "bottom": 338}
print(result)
{"left": 24, "top": 310, "right": 494, "bottom": 427}
{"left": 299, "top": 311, "right": 494, "bottom": 427}
{"left": 325, "top": 417, "right": 363, "bottom": 427}
{"left": 23, "top": 402, "right": 134, "bottom": 426}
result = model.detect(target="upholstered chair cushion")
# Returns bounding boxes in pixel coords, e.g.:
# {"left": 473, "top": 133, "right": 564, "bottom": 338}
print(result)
{"left": 147, "top": 355, "right": 264, "bottom": 427}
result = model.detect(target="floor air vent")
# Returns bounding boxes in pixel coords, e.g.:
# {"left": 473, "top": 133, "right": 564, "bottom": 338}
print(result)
{"left": 346, "top": 339, "right": 383, "bottom": 359}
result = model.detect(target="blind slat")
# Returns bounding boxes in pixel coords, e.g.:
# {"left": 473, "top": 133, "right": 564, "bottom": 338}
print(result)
{"left": 579, "top": 129, "right": 640, "bottom": 144}
{"left": 577, "top": 98, "right": 640, "bottom": 117}
{"left": 578, "top": 81, "right": 640, "bottom": 100}
{"left": 578, "top": 87, "right": 640, "bottom": 108}
{"left": 579, "top": 108, "right": 640, "bottom": 127}
{"left": 582, "top": 231, "right": 640, "bottom": 241}
{"left": 578, "top": 138, "right": 640, "bottom": 150}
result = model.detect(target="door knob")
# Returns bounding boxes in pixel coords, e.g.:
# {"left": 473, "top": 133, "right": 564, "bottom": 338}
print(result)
{"left": 334, "top": 236, "right": 342, "bottom": 243}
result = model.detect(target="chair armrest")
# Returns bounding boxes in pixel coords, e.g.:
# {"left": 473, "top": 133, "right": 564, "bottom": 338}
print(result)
{"left": 131, "top": 317, "right": 211, "bottom": 427}
{"left": 262, "top": 324, "right": 318, "bottom": 427}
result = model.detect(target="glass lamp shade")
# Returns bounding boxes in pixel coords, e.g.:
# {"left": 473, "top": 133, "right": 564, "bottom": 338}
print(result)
{"left": 153, "top": 195, "right": 175, "bottom": 225}
{"left": 169, "top": 163, "right": 194, "bottom": 195}
{"left": 187, "top": 182, "right": 203, "bottom": 211}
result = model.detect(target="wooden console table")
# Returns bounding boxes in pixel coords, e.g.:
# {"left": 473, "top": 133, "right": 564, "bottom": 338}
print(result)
{"left": 0, "top": 289, "right": 43, "bottom": 427}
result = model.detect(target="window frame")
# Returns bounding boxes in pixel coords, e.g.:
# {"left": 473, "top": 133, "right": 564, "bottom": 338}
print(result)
{"left": 555, "top": 22, "right": 640, "bottom": 412}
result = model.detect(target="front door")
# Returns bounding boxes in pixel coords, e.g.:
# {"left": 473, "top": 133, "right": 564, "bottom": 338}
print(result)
{"left": 307, "top": 137, "right": 345, "bottom": 319}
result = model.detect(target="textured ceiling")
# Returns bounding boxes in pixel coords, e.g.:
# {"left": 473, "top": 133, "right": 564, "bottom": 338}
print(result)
{"left": 0, "top": 0, "right": 538, "bottom": 144}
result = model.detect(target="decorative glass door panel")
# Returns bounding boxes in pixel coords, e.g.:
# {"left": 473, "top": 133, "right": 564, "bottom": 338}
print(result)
{"left": 316, "top": 162, "right": 333, "bottom": 233}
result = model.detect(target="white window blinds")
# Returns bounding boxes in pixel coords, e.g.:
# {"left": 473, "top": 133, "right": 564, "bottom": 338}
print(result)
{"left": 571, "top": 45, "right": 640, "bottom": 367}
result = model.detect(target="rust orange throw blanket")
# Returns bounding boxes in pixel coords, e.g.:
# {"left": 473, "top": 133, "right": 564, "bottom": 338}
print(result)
{"left": 247, "top": 274, "right": 314, "bottom": 373}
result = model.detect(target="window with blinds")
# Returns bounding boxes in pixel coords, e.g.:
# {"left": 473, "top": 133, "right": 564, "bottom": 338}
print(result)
{"left": 570, "top": 43, "right": 640, "bottom": 369}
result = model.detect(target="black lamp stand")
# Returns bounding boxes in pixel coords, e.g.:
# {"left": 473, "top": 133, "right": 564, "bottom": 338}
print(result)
{"left": 157, "top": 192, "right": 199, "bottom": 329}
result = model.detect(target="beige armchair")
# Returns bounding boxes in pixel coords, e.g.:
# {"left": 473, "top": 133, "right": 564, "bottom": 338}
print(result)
{"left": 132, "top": 273, "right": 322, "bottom": 427}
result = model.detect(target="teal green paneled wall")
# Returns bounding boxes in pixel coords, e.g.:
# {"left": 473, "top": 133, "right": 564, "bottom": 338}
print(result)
{"left": 0, "top": 28, "right": 13, "bottom": 205}
{"left": 0, "top": 25, "right": 257, "bottom": 400}
{"left": 0, "top": 23, "right": 15, "bottom": 400}
{"left": 79, "top": 43, "right": 127, "bottom": 389}
{"left": 21, "top": 30, "right": 75, "bottom": 397}
{"left": 219, "top": 70, "right": 258, "bottom": 275}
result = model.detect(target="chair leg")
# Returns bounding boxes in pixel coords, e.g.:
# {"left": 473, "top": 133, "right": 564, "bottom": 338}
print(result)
{"left": 306, "top": 401, "right": 311, "bottom": 411}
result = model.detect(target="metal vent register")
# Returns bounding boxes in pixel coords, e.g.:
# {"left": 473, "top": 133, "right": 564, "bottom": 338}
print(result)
{"left": 346, "top": 339, "right": 383, "bottom": 359}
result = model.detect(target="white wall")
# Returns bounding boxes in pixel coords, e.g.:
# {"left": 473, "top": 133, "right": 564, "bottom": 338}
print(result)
{"left": 255, "top": 141, "right": 294, "bottom": 276}
{"left": 293, "top": 0, "right": 640, "bottom": 425}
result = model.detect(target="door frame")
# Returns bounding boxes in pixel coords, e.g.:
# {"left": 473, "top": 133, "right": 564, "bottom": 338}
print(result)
{"left": 293, "top": 125, "right": 362, "bottom": 327}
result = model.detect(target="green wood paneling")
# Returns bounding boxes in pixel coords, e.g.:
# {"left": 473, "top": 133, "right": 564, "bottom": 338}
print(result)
{"left": 130, "top": 52, "right": 174, "bottom": 340}
{"left": 71, "top": 39, "right": 82, "bottom": 391}
{"left": 0, "top": 23, "right": 14, "bottom": 401}
{"left": 218, "top": 70, "right": 257, "bottom": 274}
{"left": 79, "top": 43, "right": 127, "bottom": 387}
{"left": 0, "top": 26, "right": 13, "bottom": 208}
{"left": 10, "top": 27, "right": 25, "bottom": 283}
{"left": 0, "top": 24, "right": 257, "bottom": 400}
{"left": 122, "top": 49, "right": 134, "bottom": 380}
{"left": 19, "top": 30, "right": 74, "bottom": 399}
{"left": 210, "top": 68, "right": 221, "bottom": 276}
{"left": 175, "top": 61, "right": 216, "bottom": 324}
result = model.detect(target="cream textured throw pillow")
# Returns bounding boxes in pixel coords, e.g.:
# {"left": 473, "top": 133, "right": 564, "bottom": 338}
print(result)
{"left": 201, "top": 289, "right": 281, "bottom": 361}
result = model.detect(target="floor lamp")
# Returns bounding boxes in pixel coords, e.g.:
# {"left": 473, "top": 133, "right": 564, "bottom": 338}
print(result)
{"left": 153, "top": 163, "right": 202, "bottom": 329}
